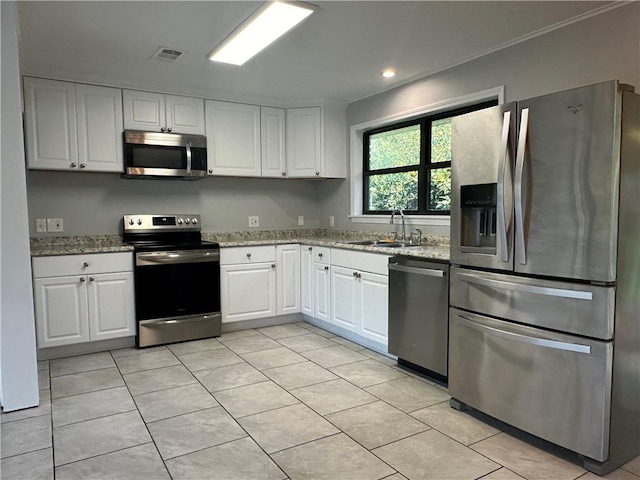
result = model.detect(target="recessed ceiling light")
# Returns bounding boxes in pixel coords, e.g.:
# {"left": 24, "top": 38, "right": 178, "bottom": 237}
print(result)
{"left": 382, "top": 70, "right": 396, "bottom": 78}
{"left": 209, "top": 1, "right": 315, "bottom": 66}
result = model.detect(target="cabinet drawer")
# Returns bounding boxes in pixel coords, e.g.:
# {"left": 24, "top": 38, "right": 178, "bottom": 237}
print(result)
{"left": 331, "top": 249, "right": 390, "bottom": 275}
{"left": 313, "top": 246, "right": 331, "bottom": 265}
{"left": 32, "top": 252, "right": 133, "bottom": 278}
{"left": 221, "top": 245, "right": 276, "bottom": 265}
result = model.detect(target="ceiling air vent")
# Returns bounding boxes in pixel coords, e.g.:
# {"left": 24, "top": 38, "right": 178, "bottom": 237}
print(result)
{"left": 151, "top": 47, "right": 185, "bottom": 63}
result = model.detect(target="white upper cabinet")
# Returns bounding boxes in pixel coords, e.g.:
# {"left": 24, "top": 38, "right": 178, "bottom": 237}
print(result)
{"left": 165, "top": 95, "right": 206, "bottom": 135}
{"left": 261, "top": 107, "right": 287, "bottom": 178}
{"left": 123, "top": 90, "right": 204, "bottom": 135}
{"left": 75, "top": 84, "right": 123, "bottom": 172}
{"left": 286, "top": 107, "right": 321, "bottom": 177}
{"left": 24, "top": 77, "right": 123, "bottom": 172}
{"left": 286, "top": 105, "right": 347, "bottom": 179}
{"left": 206, "top": 100, "right": 261, "bottom": 177}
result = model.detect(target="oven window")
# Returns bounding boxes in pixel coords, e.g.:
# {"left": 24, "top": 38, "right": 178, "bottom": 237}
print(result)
{"left": 134, "top": 261, "right": 221, "bottom": 320}
{"left": 126, "top": 144, "right": 187, "bottom": 170}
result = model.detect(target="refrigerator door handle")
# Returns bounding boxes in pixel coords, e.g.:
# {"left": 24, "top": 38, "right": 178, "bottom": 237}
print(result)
{"left": 457, "top": 314, "right": 592, "bottom": 354}
{"left": 514, "top": 108, "right": 529, "bottom": 265}
{"left": 497, "top": 111, "right": 511, "bottom": 262}
{"left": 457, "top": 272, "right": 594, "bottom": 300}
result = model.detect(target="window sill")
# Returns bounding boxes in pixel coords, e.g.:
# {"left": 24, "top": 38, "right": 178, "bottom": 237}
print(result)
{"left": 349, "top": 214, "right": 450, "bottom": 227}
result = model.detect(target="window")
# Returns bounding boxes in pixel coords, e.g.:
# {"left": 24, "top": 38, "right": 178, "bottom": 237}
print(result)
{"left": 362, "top": 100, "right": 496, "bottom": 215}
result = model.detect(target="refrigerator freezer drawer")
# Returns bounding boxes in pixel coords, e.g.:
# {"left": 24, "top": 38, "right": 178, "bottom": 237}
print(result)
{"left": 450, "top": 267, "right": 615, "bottom": 340}
{"left": 449, "top": 308, "right": 612, "bottom": 462}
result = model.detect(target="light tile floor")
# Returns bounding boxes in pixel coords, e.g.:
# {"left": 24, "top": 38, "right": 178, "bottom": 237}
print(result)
{"left": 1, "top": 321, "right": 639, "bottom": 480}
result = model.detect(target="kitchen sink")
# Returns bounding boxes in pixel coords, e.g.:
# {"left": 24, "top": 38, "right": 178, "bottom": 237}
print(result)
{"left": 342, "top": 240, "right": 421, "bottom": 248}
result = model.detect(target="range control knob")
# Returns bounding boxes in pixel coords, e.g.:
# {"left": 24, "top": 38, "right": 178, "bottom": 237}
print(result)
{"left": 128, "top": 219, "right": 134, "bottom": 225}
{"left": 177, "top": 218, "right": 184, "bottom": 225}
{"left": 136, "top": 219, "right": 142, "bottom": 225}
{"left": 185, "top": 218, "right": 191, "bottom": 225}
{"left": 191, "top": 218, "right": 198, "bottom": 225}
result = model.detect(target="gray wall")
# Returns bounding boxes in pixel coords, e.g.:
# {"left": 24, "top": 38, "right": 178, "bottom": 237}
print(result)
{"left": 318, "top": 3, "right": 640, "bottom": 233}
{"left": 27, "top": 171, "right": 322, "bottom": 236}
{"left": 1, "top": 1, "right": 40, "bottom": 411}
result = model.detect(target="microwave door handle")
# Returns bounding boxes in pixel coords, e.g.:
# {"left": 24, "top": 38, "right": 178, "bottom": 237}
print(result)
{"left": 514, "top": 108, "right": 529, "bottom": 265}
{"left": 186, "top": 142, "right": 192, "bottom": 175}
{"left": 497, "top": 111, "right": 511, "bottom": 262}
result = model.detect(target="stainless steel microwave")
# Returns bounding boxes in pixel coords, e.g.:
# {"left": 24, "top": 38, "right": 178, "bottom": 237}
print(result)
{"left": 123, "top": 130, "right": 207, "bottom": 180}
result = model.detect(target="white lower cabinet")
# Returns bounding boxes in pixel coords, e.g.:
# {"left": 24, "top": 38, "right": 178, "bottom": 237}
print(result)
{"left": 220, "top": 262, "right": 277, "bottom": 322}
{"left": 32, "top": 253, "right": 135, "bottom": 349}
{"left": 276, "top": 245, "right": 300, "bottom": 315}
{"left": 314, "top": 261, "right": 331, "bottom": 322}
{"left": 300, "top": 246, "right": 314, "bottom": 316}
{"left": 329, "top": 249, "right": 390, "bottom": 345}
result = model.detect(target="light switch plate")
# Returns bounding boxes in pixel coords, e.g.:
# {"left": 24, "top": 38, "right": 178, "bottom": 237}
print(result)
{"left": 248, "top": 216, "right": 259, "bottom": 227}
{"left": 298, "top": 215, "right": 304, "bottom": 226}
{"left": 36, "top": 218, "right": 47, "bottom": 233}
{"left": 47, "top": 218, "right": 63, "bottom": 232}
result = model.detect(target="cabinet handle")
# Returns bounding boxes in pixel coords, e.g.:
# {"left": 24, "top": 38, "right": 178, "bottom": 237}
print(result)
{"left": 208, "top": 169, "right": 213, "bottom": 174}
{"left": 282, "top": 171, "right": 286, "bottom": 176}
{"left": 353, "top": 271, "right": 358, "bottom": 277}
{"left": 308, "top": 247, "right": 313, "bottom": 251}
{"left": 83, "top": 262, "right": 89, "bottom": 267}
{"left": 79, "top": 163, "right": 86, "bottom": 169}
{"left": 161, "top": 127, "right": 166, "bottom": 132}
{"left": 167, "top": 127, "right": 172, "bottom": 133}
{"left": 70, "top": 163, "right": 77, "bottom": 168}
{"left": 89, "top": 277, "right": 95, "bottom": 282}
{"left": 247, "top": 253, "right": 252, "bottom": 258}
{"left": 357, "top": 273, "right": 362, "bottom": 278}
{"left": 315, "top": 171, "right": 320, "bottom": 176}
{"left": 318, "top": 253, "right": 323, "bottom": 258}
{"left": 80, "top": 277, "right": 86, "bottom": 283}
{"left": 324, "top": 266, "right": 329, "bottom": 271}
{"left": 271, "top": 264, "right": 276, "bottom": 268}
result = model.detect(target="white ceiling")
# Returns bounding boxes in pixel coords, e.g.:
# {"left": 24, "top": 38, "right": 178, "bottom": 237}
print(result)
{"left": 17, "top": 1, "right": 617, "bottom": 107}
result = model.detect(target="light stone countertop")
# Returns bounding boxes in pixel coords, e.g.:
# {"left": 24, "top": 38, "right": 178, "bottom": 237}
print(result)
{"left": 30, "top": 229, "right": 450, "bottom": 262}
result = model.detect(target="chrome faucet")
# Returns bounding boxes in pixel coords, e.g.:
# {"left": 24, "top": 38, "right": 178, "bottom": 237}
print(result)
{"left": 390, "top": 209, "right": 406, "bottom": 241}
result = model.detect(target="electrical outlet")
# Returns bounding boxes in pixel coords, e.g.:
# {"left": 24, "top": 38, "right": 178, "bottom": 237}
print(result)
{"left": 329, "top": 216, "right": 335, "bottom": 228}
{"left": 298, "top": 215, "right": 304, "bottom": 226}
{"left": 36, "top": 219, "right": 47, "bottom": 233}
{"left": 47, "top": 218, "right": 63, "bottom": 233}
{"left": 248, "top": 216, "right": 259, "bottom": 227}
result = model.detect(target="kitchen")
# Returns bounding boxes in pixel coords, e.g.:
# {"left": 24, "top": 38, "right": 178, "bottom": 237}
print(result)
{"left": 2, "top": 1, "right": 639, "bottom": 479}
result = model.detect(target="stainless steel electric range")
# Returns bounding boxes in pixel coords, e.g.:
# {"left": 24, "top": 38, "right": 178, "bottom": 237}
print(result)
{"left": 123, "top": 214, "right": 221, "bottom": 348}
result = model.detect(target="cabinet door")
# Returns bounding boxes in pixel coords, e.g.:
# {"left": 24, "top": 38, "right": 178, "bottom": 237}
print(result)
{"left": 87, "top": 272, "right": 135, "bottom": 341}
{"left": 276, "top": 245, "right": 300, "bottom": 315}
{"left": 358, "top": 271, "right": 388, "bottom": 345}
{"left": 23, "top": 77, "right": 78, "bottom": 170}
{"left": 330, "top": 265, "right": 357, "bottom": 331}
{"left": 33, "top": 276, "right": 89, "bottom": 348}
{"left": 300, "top": 246, "right": 314, "bottom": 316}
{"left": 261, "top": 107, "right": 287, "bottom": 178}
{"left": 286, "top": 107, "right": 321, "bottom": 178}
{"left": 220, "top": 263, "right": 276, "bottom": 322}
{"left": 166, "top": 95, "right": 205, "bottom": 135}
{"left": 206, "top": 100, "right": 261, "bottom": 176}
{"left": 314, "top": 263, "right": 331, "bottom": 322}
{"left": 76, "top": 84, "right": 124, "bottom": 172}
{"left": 123, "top": 90, "right": 165, "bottom": 131}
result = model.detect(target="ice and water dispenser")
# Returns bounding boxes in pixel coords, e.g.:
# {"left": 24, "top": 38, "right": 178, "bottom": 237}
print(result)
{"left": 459, "top": 183, "right": 497, "bottom": 251}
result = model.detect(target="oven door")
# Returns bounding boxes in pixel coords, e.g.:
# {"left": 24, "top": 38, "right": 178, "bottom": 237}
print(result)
{"left": 134, "top": 249, "right": 221, "bottom": 347}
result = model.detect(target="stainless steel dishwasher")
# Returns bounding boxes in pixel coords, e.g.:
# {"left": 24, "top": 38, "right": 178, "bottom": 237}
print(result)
{"left": 388, "top": 256, "right": 449, "bottom": 380}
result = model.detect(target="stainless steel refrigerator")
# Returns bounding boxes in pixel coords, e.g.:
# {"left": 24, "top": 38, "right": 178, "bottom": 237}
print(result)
{"left": 448, "top": 80, "right": 639, "bottom": 475}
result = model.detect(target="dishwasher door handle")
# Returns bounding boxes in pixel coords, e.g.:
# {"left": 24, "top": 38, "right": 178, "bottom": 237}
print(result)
{"left": 389, "top": 263, "right": 445, "bottom": 278}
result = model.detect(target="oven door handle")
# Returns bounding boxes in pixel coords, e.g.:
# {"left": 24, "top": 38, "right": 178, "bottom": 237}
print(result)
{"left": 136, "top": 249, "right": 220, "bottom": 266}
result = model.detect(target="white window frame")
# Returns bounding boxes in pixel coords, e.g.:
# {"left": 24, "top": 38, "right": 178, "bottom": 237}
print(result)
{"left": 349, "top": 86, "right": 505, "bottom": 226}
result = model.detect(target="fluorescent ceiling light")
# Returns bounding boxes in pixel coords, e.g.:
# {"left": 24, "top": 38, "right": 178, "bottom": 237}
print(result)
{"left": 209, "top": 1, "right": 315, "bottom": 66}
{"left": 382, "top": 69, "right": 396, "bottom": 78}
